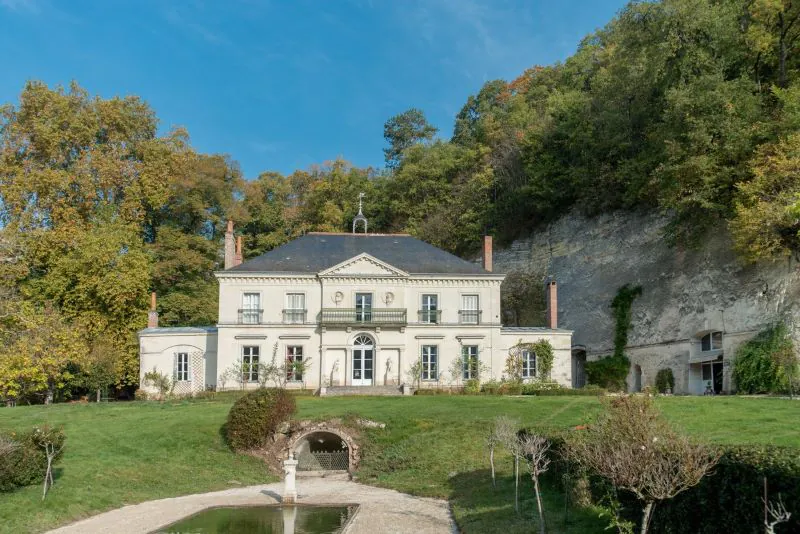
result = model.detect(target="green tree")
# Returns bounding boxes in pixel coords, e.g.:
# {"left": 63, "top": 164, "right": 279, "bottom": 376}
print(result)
{"left": 383, "top": 108, "right": 438, "bottom": 169}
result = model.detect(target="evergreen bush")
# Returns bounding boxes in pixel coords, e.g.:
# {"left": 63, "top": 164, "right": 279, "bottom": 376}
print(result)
{"left": 733, "top": 324, "right": 796, "bottom": 394}
{"left": 225, "top": 388, "right": 296, "bottom": 451}
{"left": 655, "top": 368, "right": 675, "bottom": 393}
{"left": 0, "top": 427, "right": 65, "bottom": 492}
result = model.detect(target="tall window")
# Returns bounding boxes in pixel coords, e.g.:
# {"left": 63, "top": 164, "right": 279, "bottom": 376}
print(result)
{"left": 175, "top": 352, "right": 189, "bottom": 382}
{"left": 462, "top": 345, "right": 479, "bottom": 380}
{"left": 242, "top": 293, "right": 261, "bottom": 324}
{"left": 701, "top": 331, "right": 723, "bottom": 352}
{"left": 355, "top": 293, "right": 372, "bottom": 322}
{"left": 286, "top": 346, "right": 303, "bottom": 381}
{"left": 460, "top": 294, "right": 479, "bottom": 324}
{"left": 242, "top": 346, "right": 260, "bottom": 382}
{"left": 421, "top": 294, "right": 438, "bottom": 324}
{"left": 285, "top": 293, "right": 306, "bottom": 323}
{"left": 521, "top": 349, "right": 537, "bottom": 379}
{"left": 421, "top": 345, "right": 438, "bottom": 381}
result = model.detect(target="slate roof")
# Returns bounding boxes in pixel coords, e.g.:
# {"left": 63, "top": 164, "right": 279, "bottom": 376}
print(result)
{"left": 226, "top": 233, "right": 493, "bottom": 275}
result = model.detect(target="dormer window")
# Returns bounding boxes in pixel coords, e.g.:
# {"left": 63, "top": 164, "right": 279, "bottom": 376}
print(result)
{"left": 701, "top": 331, "right": 723, "bottom": 352}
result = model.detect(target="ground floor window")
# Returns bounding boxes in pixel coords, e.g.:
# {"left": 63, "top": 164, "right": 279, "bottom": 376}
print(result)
{"left": 175, "top": 352, "right": 189, "bottom": 381}
{"left": 422, "top": 345, "right": 438, "bottom": 381}
{"left": 462, "top": 345, "right": 479, "bottom": 380}
{"left": 521, "top": 349, "right": 536, "bottom": 378}
{"left": 242, "top": 346, "right": 260, "bottom": 382}
{"left": 286, "top": 345, "right": 303, "bottom": 381}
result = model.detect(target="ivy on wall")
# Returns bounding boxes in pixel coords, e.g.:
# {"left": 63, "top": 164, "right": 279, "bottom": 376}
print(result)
{"left": 506, "top": 339, "right": 554, "bottom": 381}
{"left": 585, "top": 284, "right": 642, "bottom": 391}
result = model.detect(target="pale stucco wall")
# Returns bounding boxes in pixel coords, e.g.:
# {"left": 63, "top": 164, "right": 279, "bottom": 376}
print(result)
{"left": 138, "top": 329, "right": 217, "bottom": 394}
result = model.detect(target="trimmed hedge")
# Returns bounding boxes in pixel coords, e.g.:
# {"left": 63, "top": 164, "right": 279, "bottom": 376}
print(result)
{"left": 0, "top": 427, "right": 65, "bottom": 492}
{"left": 650, "top": 445, "right": 800, "bottom": 534}
{"left": 545, "top": 431, "right": 800, "bottom": 533}
{"left": 225, "top": 388, "right": 296, "bottom": 451}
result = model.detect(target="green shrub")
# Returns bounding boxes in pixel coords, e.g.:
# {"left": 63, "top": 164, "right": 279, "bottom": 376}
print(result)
{"left": 481, "top": 379, "right": 502, "bottom": 395}
{"left": 521, "top": 383, "right": 607, "bottom": 396}
{"left": 463, "top": 379, "right": 481, "bottom": 395}
{"left": 0, "top": 427, "right": 65, "bottom": 492}
{"left": 225, "top": 388, "right": 296, "bottom": 451}
{"left": 585, "top": 354, "right": 630, "bottom": 391}
{"left": 655, "top": 368, "right": 675, "bottom": 393}
{"left": 498, "top": 381, "right": 523, "bottom": 395}
{"left": 650, "top": 445, "right": 800, "bottom": 533}
{"left": 413, "top": 388, "right": 457, "bottom": 396}
{"left": 733, "top": 324, "right": 795, "bottom": 394}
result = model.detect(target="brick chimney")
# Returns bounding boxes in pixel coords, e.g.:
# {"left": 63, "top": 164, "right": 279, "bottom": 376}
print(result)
{"left": 234, "top": 236, "right": 243, "bottom": 267}
{"left": 224, "top": 220, "right": 236, "bottom": 269}
{"left": 546, "top": 280, "right": 558, "bottom": 329}
{"left": 482, "top": 235, "right": 493, "bottom": 272}
{"left": 147, "top": 292, "right": 158, "bottom": 328}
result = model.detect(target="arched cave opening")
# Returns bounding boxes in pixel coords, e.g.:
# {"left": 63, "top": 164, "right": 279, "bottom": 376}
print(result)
{"left": 294, "top": 431, "right": 350, "bottom": 472}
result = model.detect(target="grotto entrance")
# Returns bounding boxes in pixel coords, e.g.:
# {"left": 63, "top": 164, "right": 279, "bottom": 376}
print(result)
{"left": 293, "top": 431, "right": 351, "bottom": 473}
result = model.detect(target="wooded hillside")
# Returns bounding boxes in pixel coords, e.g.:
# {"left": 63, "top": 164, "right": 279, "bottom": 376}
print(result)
{"left": 1, "top": 0, "right": 799, "bottom": 400}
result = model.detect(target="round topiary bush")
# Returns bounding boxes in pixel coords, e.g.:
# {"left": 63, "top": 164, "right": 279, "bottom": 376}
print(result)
{"left": 655, "top": 368, "right": 675, "bottom": 393}
{"left": 225, "top": 388, "right": 296, "bottom": 451}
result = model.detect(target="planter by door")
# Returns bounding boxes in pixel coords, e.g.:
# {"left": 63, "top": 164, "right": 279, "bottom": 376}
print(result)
{"left": 352, "top": 335, "right": 374, "bottom": 386}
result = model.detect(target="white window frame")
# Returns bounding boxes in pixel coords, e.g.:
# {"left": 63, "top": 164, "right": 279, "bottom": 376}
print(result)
{"left": 355, "top": 292, "right": 373, "bottom": 322}
{"left": 421, "top": 345, "right": 438, "bottom": 381}
{"left": 175, "top": 352, "right": 190, "bottom": 382}
{"left": 286, "top": 345, "right": 304, "bottom": 382}
{"left": 285, "top": 293, "right": 306, "bottom": 324}
{"left": 462, "top": 345, "right": 479, "bottom": 380}
{"left": 521, "top": 349, "right": 537, "bottom": 379}
{"left": 701, "top": 331, "right": 723, "bottom": 352}
{"left": 242, "top": 345, "right": 260, "bottom": 382}
{"left": 421, "top": 294, "right": 439, "bottom": 324}
{"left": 460, "top": 294, "right": 480, "bottom": 324}
{"left": 241, "top": 292, "right": 261, "bottom": 324}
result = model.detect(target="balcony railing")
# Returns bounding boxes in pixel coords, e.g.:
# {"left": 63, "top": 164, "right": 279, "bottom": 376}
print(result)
{"left": 283, "top": 309, "right": 307, "bottom": 324}
{"left": 458, "top": 310, "right": 482, "bottom": 325}
{"left": 238, "top": 309, "right": 263, "bottom": 324}
{"left": 320, "top": 308, "right": 407, "bottom": 326}
{"left": 418, "top": 310, "right": 442, "bottom": 324}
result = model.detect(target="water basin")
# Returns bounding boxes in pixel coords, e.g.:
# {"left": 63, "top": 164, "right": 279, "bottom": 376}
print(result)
{"left": 152, "top": 505, "right": 356, "bottom": 534}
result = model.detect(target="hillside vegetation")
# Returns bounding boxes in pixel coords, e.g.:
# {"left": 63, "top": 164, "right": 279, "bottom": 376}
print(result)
{"left": 1, "top": 0, "right": 800, "bottom": 401}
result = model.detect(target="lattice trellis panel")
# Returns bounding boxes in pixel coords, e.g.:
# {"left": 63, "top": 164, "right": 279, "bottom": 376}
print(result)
{"left": 173, "top": 351, "right": 205, "bottom": 396}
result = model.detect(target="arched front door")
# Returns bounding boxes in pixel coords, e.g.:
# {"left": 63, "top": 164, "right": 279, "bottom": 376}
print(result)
{"left": 352, "top": 335, "right": 374, "bottom": 386}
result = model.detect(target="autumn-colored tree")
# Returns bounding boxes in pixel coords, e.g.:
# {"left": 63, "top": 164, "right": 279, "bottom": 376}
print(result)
{"left": 383, "top": 108, "right": 438, "bottom": 169}
{"left": 0, "top": 304, "right": 88, "bottom": 404}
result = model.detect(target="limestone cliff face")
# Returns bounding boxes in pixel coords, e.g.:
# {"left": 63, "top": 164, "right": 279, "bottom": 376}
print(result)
{"left": 493, "top": 211, "right": 800, "bottom": 354}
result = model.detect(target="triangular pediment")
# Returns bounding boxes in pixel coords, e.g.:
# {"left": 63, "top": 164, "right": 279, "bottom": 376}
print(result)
{"left": 319, "top": 253, "right": 408, "bottom": 277}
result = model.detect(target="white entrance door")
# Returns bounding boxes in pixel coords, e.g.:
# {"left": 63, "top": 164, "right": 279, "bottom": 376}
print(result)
{"left": 352, "top": 335, "right": 374, "bottom": 386}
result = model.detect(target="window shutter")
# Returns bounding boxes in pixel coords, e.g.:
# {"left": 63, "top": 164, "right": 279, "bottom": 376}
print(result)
{"left": 173, "top": 353, "right": 178, "bottom": 381}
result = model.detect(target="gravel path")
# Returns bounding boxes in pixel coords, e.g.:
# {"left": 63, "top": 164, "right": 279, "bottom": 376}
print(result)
{"left": 45, "top": 477, "right": 457, "bottom": 534}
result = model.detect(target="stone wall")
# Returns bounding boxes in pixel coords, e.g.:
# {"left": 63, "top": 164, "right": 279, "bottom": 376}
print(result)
{"left": 492, "top": 211, "right": 800, "bottom": 393}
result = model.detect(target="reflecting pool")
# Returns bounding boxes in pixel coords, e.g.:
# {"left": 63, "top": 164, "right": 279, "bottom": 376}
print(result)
{"left": 153, "top": 505, "right": 355, "bottom": 534}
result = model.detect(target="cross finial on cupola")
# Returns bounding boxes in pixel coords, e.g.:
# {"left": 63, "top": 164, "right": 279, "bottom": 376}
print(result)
{"left": 352, "top": 192, "right": 368, "bottom": 234}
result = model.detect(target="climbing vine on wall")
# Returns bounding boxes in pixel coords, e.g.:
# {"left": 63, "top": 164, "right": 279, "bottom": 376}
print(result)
{"left": 506, "top": 339, "right": 554, "bottom": 381}
{"left": 585, "top": 284, "right": 643, "bottom": 391}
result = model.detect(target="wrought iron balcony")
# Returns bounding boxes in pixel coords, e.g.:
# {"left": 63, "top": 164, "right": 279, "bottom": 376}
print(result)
{"left": 282, "top": 309, "right": 307, "bottom": 324}
{"left": 418, "top": 310, "right": 442, "bottom": 324}
{"left": 458, "top": 310, "right": 482, "bottom": 325}
{"left": 320, "top": 308, "right": 407, "bottom": 327}
{"left": 238, "top": 309, "right": 263, "bottom": 325}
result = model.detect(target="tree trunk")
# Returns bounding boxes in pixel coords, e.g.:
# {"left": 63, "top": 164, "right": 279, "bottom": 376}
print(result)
{"left": 489, "top": 446, "right": 496, "bottom": 488}
{"left": 533, "top": 474, "right": 546, "bottom": 534}
{"left": 45, "top": 386, "right": 54, "bottom": 405}
{"left": 96, "top": 388, "right": 101, "bottom": 403}
{"left": 640, "top": 501, "right": 655, "bottom": 534}
{"left": 514, "top": 456, "right": 520, "bottom": 513}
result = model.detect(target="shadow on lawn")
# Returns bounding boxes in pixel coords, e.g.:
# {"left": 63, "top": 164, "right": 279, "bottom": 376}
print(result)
{"left": 448, "top": 469, "right": 605, "bottom": 534}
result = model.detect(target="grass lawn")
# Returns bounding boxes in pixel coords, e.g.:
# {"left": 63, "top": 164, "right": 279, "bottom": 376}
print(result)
{"left": 0, "top": 395, "right": 798, "bottom": 534}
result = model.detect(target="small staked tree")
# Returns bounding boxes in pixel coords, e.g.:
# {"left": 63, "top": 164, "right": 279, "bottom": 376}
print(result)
{"left": 493, "top": 416, "right": 523, "bottom": 513}
{"left": 83, "top": 340, "right": 119, "bottom": 402}
{"left": 567, "top": 396, "right": 720, "bottom": 534}
{"left": 521, "top": 433, "right": 551, "bottom": 534}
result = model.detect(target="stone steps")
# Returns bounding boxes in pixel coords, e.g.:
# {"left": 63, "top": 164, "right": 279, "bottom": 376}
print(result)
{"left": 323, "top": 385, "right": 407, "bottom": 396}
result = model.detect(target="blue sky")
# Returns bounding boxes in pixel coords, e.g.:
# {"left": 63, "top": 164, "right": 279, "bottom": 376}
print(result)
{"left": 0, "top": 0, "right": 626, "bottom": 178}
